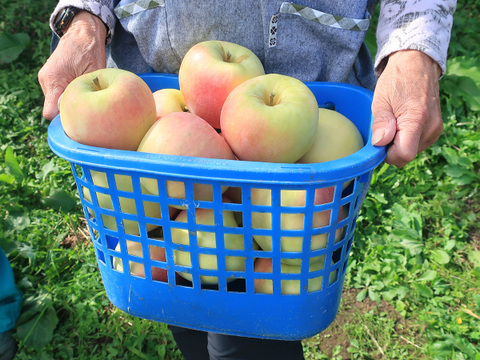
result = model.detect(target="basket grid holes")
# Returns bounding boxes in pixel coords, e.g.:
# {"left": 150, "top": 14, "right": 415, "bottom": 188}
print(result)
{"left": 74, "top": 164, "right": 359, "bottom": 295}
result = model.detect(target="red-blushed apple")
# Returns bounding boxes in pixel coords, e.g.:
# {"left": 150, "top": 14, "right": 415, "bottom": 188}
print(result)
{"left": 171, "top": 203, "right": 245, "bottom": 284}
{"left": 253, "top": 257, "right": 326, "bottom": 295}
{"left": 178, "top": 40, "right": 265, "bottom": 129}
{"left": 152, "top": 88, "right": 188, "bottom": 120}
{"left": 82, "top": 170, "right": 178, "bottom": 236}
{"left": 59, "top": 68, "right": 157, "bottom": 150}
{"left": 222, "top": 186, "right": 244, "bottom": 225}
{"left": 137, "top": 112, "right": 236, "bottom": 205}
{"left": 220, "top": 74, "right": 319, "bottom": 163}
{"left": 298, "top": 108, "right": 364, "bottom": 164}
{"left": 251, "top": 186, "right": 345, "bottom": 265}
{"left": 222, "top": 186, "right": 243, "bottom": 204}
{"left": 112, "top": 238, "right": 168, "bottom": 282}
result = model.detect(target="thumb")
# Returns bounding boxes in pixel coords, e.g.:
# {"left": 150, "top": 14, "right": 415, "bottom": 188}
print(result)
{"left": 371, "top": 109, "right": 397, "bottom": 147}
{"left": 42, "top": 84, "right": 65, "bottom": 120}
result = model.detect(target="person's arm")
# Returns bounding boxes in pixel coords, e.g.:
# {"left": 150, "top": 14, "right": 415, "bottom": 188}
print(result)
{"left": 38, "top": 1, "right": 115, "bottom": 120}
{"left": 370, "top": 0, "right": 456, "bottom": 167}
{"left": 49, "top": 0, "right": 116, "bottom": 43}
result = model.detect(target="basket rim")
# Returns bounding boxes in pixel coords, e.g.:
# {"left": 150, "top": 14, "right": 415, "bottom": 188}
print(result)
{"left": 47, "top": 77, "right": 387, "bottom": 185}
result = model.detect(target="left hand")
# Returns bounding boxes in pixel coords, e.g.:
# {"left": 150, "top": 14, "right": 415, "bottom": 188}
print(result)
{"left": 371, "top": 50, "right": 443, "bottom": 168}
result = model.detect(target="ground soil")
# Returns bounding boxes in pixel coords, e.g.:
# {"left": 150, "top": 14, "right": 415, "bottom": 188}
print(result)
{"left": 301, "top": 287, "right": 422, "bottom": 359}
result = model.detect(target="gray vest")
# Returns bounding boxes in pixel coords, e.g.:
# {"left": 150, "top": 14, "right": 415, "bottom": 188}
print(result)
{"left": 108, "top": 1, "right": 378, "bottom": 90}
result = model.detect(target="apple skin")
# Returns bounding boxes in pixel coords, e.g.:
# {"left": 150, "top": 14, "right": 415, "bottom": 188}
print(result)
{"left": 253, "top": 257, "right": 325, "bottom": 295}
{"left": 137, "top": 112, "right": 236, "bottom": 205}
{"left": 179, "top": 40, "right": 265, "bottom": 129}
{"left": 112, "top": 238, "right": 168, "bottom": 282}
{"left": 297, "top": 108, "right": 364, "bottom": 164}
{"left": 82, "top": 171, "right": 176, "bottom": 235}
{"left": 171, "top": 204, "right": 245, "bottom": 285}
{"left": 59, "top": 68, "right": 157, "bottom": 151}
{"left": 251, "top": 186, "right": 345, "bottom": 265}
{"left": 220, "top": 74, "right": 319, "bottom": 163}
{"left": 152, "top": 88, "right": 188, "bottom": 120}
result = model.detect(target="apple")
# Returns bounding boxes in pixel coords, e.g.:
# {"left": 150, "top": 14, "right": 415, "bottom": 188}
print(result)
{"left": 112, "top": 238, "right": 168, "bottom": 282}
{"left": 251, "top": 186, "right": 345, "bottom": 265}
{"left": 137, "top": 112, "right": 236, "bottom": 205}
{"left": 220, "top": 74, "right": 319, "bottom": 163}
{"left": 222, "top": 186, "right": 243, "bottom": 205}
{"left": 179, "top": 40, "right": 265, "bottom": 129}
{"left": 171, "top": 205, "right": 245, "bottom": 284}
{"left": 221, "top": 186, "right": 245, "bottom": 225}
{"left": 297, "top": 108, "right": 364, "bottom": 164}
{"left": 152, "top": 88, "right": 188, "bottom": 120}
{"left": 82, "top": 170, "right": 177, "bottom": 235}
{"left": 59, "top": 68, "right": 157, "bottom": 150}
{"left": 253, "top": 257, "right": 327, "bottom": 295}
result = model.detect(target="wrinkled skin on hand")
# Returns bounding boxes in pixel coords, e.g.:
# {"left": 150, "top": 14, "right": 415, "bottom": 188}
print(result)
{"left": 371, "top": 50, "right": 443, "bottom": 168}
{"left": 38, "top": 11, "right": 107, "bottom": 120}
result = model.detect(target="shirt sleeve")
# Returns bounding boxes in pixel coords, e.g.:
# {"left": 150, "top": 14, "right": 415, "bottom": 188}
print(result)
{"left": 375, "top": 0, "right": 457, "bottom": 77}
{"left": 49, "top": 0, "right": 116, "bottom": 43}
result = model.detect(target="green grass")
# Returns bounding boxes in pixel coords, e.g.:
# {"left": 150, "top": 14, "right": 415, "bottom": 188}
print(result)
{"left": 1, "top": 1, "right": 479, "bottom": 359}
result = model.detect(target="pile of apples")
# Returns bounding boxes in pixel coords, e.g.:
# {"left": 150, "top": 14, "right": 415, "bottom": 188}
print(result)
{"left": 59, "top": 40, "right": 365, "bottom": 294}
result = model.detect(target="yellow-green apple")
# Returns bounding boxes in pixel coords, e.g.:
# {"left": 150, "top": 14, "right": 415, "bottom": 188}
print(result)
{"left": 220, "top": 74, "right": 319, "bottom": 163}
{"left": 59, "top": 68, "right": 157, "bottom": 150}
{"left": 298, "top": 108, "right": 364, "bottom": 164}
{"left": 137, "top": 112, "right": 236, "bottom": 205}
{"left": 253, "top": 257, "right": 325, "bottom": 294}
{"left": 83, "top": 170, "right": 173, "bottom": 235}
{"left": 251, "top": 186, "right": 345, "bottom": 265}
{"left": 171, "top": 204, "right": 245, "bottom": 284}
{"left": 152, "top": 88, "right": 188, "bottom": 120}
{"left": 112, "top": 238, "right": 168, "bottom": 282}
{"left": 178, "top": 40, "right": 265, "bottom": 129}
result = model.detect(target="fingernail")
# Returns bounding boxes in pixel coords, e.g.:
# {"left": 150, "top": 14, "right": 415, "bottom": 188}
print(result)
{"left": 372, "top": 128, "right": 385, "bottom": 145}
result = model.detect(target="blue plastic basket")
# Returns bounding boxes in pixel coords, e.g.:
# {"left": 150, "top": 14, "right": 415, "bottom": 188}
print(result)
{"left": 47, "top": 73, "right": 386, "bottom": 340}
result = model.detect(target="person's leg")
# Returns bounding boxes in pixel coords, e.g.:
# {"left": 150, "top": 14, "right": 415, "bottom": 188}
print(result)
{"left": 169, "top": 279, "right": 304, "bottom": 360}
{"left": 0, "top": 247, "right": 22, "bottom": 360}
{"left": 207, "top": 332, "right": 305, "bottom": 360}
{"left": 169, "top": 325, "right": 210, "bottom": 360}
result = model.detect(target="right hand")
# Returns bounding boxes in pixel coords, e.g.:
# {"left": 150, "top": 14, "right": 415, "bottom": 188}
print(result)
{"left": 38, "top": 10, "right": 107, "bottom": 120}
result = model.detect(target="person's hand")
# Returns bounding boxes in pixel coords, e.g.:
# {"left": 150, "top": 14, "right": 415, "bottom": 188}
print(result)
{"left": 371, "top": 50, "right": 443, "bottom": 167}
{"left": 38, "top": 10, "right": 107, "bottom": 120}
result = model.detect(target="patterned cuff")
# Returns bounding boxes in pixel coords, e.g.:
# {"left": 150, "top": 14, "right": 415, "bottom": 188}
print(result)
{"left": 50, "top": 0, "right": 116, "bottom": 44}
{"left": 374, "top": 0, "right": 457, "bottom": 77}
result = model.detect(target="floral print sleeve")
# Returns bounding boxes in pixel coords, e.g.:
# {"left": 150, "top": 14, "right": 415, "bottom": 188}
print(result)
{"left": 375, "top": 0, "right": 457, "bottom": 76}
{"left": 49, "top": 0, "right": 116, "bottom": 43}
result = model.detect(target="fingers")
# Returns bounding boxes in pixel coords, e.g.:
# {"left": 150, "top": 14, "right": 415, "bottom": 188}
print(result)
{"left": 373, "top": 107, "right": 443, "bottom": 167}
{"left": 383, "top": 115, "right": 424, "bottom": 167}
{"left": 42, "top": 94, "right": 61, "bottom": 121}
{"left": 371, "top": 108, "right": 397, "bottom": 147}
{"left": 38, "top": 69, "right": 68, "bottom": 120}
{"left": 373, "top": 106, "right": 442, "bottom": 168}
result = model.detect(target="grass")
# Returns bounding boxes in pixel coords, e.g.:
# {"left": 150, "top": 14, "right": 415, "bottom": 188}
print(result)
{"left": 1, "top": 0, "right": 479, "bottom": 359}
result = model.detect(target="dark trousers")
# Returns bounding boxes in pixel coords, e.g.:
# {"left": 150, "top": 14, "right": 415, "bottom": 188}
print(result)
{"left": 170, "top": 326, "right": 304, "bottom": 360}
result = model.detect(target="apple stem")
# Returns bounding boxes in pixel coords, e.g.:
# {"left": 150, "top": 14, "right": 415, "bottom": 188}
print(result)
{"left": 225, "top": 50, "right": 232, "bottom": 62}
{"left": 270, "top": 92, "right": 276, "bottom": 106}
{"left": 92, "top": 76, "right": 101, "bottom": 91}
